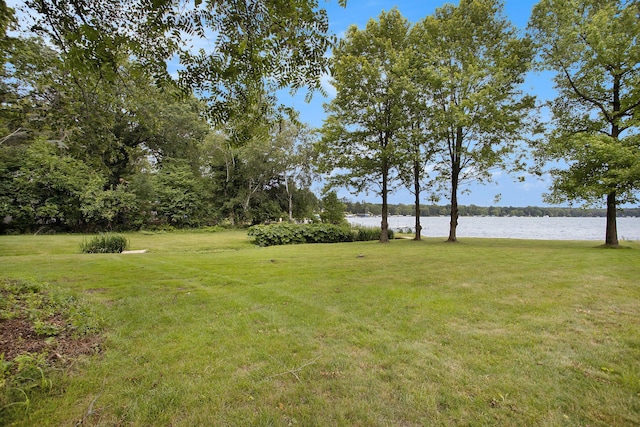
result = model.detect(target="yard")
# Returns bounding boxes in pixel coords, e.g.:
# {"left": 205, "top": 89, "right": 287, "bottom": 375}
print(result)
{"left": 1, "top": 231, "right": 639, "bottom": 426}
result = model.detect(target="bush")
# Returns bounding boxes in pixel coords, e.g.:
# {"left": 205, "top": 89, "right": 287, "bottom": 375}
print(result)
{"left": 248, "top": 223, "right": 351, "bottom": 247}
{"left": 247, "top": 224, "right": 392, "bottom": 247}
{"left": 80, "top": 233, "right": 129, "bottom": 253}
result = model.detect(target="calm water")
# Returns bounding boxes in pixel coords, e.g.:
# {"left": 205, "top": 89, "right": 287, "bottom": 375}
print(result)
{"left": 347, "top": 215, "right": 640, "bottom": 241}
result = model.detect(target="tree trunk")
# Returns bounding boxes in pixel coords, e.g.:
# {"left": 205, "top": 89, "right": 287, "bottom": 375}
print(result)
{"left": 380, "top": 160, "right": 389, "bottom": 243}
{"left": 605, "top": 191, "right": 619, "bottom": 246}
{"left": 413, "top": 159, "right": 422, "bottom": 241}
{"left": 448, "top": 176, "right": 459, "bottom": 242}
{"left": 605, "top": 78, "right": 620, "bottom": 247}
{"left": 284, "top": 177, "right": 293, "bottom": 221}
{"left": 288, "top": 192, "right": 293, "bottom": 222}
{"left": 447, "top": 128, "right": 462, "bottom": 242}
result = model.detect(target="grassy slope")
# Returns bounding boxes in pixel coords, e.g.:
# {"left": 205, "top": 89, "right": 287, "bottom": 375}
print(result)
{"left": 1, "top": 231, "right": 639, "bottom": 426}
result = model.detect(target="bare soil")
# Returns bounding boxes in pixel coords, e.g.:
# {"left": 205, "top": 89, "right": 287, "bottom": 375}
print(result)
{"left": 0, "top": 316, "right": 102, "bottom": 364}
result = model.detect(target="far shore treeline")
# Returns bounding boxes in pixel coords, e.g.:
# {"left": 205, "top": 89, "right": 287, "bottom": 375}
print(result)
{"left": 344, "top": 201, "right": 640, "bottom": 218}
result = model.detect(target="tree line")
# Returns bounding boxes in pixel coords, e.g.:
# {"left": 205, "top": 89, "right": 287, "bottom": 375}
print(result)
{"left": 343, "top": 201, "right": 640, "bottom": 218}
{"left": 0, "top": 0, "right": 341, "bottom": 233}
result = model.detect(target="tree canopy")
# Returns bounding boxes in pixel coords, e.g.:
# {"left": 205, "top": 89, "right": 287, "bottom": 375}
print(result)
{"left": 23, "top": 0, "right": 344, "bottom": 125}
{"left": 1, "top": 0, "right": 336, "bottom": 233}
{"left": 317, "top": 1, "right": 535, "bottom": 242}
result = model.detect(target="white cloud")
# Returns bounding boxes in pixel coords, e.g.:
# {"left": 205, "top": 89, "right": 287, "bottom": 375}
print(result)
{"left": 320, "top": 73, "right": 337, "bottom": 98}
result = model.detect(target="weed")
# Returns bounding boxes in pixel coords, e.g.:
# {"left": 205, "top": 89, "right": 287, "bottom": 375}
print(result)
{"left": 1, "top": 352, "right": 50, "bottom": 413}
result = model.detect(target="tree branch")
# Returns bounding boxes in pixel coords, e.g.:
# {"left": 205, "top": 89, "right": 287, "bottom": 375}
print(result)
{"left": 0, "top": 127, "right": 26, "bottom": 145}
{"left": 560, "top": 64, "right": 612, "bottom": 123}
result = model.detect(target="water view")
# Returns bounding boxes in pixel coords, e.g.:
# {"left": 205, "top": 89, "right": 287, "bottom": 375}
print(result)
{"left": 347, "top": 215, "right": 640, "bottom": 241}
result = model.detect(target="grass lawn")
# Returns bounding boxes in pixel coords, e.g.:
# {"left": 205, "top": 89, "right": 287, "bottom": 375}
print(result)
{"left": 1, "top": 231, "right": 639, "bottom": 426}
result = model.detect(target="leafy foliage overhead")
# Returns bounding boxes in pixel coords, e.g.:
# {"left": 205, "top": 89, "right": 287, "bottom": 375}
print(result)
{"left": 23, "top": 0, "right": 346, "bottom": 124}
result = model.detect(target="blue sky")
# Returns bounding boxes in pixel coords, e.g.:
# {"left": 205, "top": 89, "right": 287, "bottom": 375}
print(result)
{"left": 280, "top": 0, "right": 563, "bottom": 207}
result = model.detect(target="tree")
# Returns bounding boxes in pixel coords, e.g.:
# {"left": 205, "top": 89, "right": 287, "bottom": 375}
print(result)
{"left": 398, "top": 64, "right": 436, "bottom": 241}
{"left": 6, "top": 139, "right": 103, "bottom": 232}
{"left": 268, "top": 121, "right": 318, "bottom": 222}
{"left": 528, "top": 0, "right": 640, "bottom": 247}
{"left": 412, "top": 0, "right": 536, "bottom": 242}
{"left": 0, "top": 2, "right": 16, "bottom": 134}
{"left": 22, "top": 0, "right": 345, "bottom": 126}
{"left": 290, "top": 188, "right": 319, "bottom": 221}
{"left": 320, "top": 191, "right": 346, "bottom": 225}
{"left": 3, "top": 34, "right": 210, "bottom": 183}
{"left": 153, "top": 159, "right": 208, "bottom": 227}
{"left": 203, "top": 120, "right": 315, "bottom": 225}
{"left": 318, "top": 9, "right": 412, "bottom": 243}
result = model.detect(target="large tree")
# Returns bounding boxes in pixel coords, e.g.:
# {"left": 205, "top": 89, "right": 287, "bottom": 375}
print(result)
{"left": 529, "top": 0, "right": 640, "bottom": 247}
{"left": 412, "top": 0, "right": 535, "bottom": 242}
{"left": 318, "top": 9, "right": 413, "bottom": 243}
{"left": 0, "top": 34, "right": 212, "bottom": 231}
{"left": 21, "top": 0, "right": 344, "bottom": 125}
{"left": 400, "top": 53, "right": 436, "bottom": 241}
{"left": 4, "top": 36, "right": 209, "bottom": 183}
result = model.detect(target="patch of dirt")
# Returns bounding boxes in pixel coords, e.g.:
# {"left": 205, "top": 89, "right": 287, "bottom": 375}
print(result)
{"left": 0, "top": 317, "right": 102, "bottom": 364}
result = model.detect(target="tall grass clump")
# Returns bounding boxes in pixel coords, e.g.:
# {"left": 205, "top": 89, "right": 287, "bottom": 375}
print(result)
{"left": 79, "top": 233, "right": 129, "bottom": 253}
{"left": 352, "top": 226, "right": 394, "bottom": 241}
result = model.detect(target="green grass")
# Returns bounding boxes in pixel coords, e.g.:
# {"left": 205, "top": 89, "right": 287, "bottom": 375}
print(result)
{"left": 1, "top": 231, "right": 639, "bottom": 426}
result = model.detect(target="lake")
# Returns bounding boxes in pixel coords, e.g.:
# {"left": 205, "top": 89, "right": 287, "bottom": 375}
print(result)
{"left": 346, "top": 215, "right": 640, "bottom": 241}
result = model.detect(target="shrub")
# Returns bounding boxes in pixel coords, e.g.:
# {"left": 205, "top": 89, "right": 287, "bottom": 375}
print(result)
{"left": 80, "top": 233, "right": 129, "bottom": 253}
{"left": 248, "top": 223, "right": 352, "bottom": 247}
{"left": 247, "top": 224, "right": 392, "bottom": 247}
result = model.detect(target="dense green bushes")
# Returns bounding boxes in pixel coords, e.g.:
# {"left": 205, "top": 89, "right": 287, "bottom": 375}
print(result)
{"left": 248, "top": 223, "right": 393, "bottom": 247}
{"left": 79, "top": 233, "right": 129, "bottom": 253}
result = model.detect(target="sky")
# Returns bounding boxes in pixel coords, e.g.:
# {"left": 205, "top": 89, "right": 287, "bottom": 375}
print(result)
{"left": 279, "top": 0, "right": 563, "bottom": 207}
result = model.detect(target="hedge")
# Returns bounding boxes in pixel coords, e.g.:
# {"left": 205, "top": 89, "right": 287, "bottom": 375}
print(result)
{"left": 247, "top": 223, "right": 393, "bottom": 247}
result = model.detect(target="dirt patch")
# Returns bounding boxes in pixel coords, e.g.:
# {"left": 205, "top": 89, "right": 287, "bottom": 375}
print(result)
{"left": 0, "top": 279, "right": 103, "bottom": 365}
{"left": 0, "top": 317, "right": 102, "bottom": 363}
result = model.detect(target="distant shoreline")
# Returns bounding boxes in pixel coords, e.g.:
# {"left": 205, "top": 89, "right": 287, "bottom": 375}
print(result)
{"left": 343, "top": 202, "right": 640, "bottom": 218}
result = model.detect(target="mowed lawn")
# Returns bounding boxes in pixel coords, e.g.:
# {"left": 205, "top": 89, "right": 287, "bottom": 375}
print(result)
{"left": 1, "top": 231, "right": 639, "bottom": 426}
